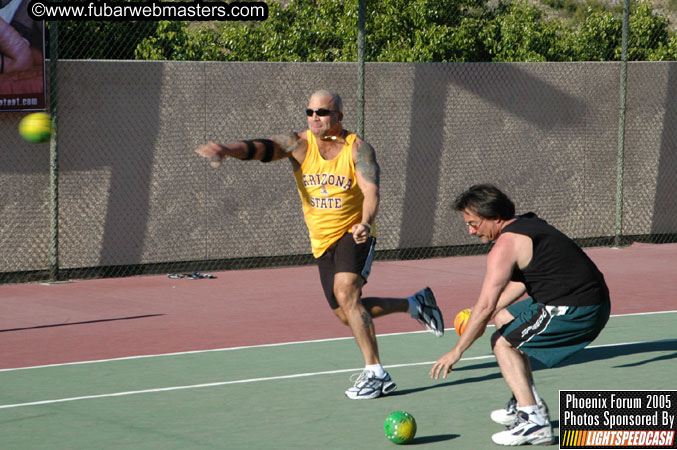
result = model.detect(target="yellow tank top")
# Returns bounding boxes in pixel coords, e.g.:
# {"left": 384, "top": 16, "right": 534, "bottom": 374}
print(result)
{"left": 294, "top": 130, "right": 365, "bottom": 257}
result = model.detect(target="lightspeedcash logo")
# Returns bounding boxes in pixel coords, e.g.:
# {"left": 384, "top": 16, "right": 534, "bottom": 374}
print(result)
{"left": 562, "top": 430, "right": 675, "bottom": 447}
{"left": 28, "top": 0, "right": 268, "bottom": 21}
{"left": 560, "top": 391, "right": 677, "bottom": 449}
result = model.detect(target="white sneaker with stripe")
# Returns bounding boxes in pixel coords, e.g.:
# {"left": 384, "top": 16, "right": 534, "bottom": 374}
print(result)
{"left": 344, "top": 370, "right": 397, "bottom": 399}
{"left": 491, "top": 410, "right": 555, "bottom": 446}
{"left": 491, "top": 395, "right": 550, "bottom": 426}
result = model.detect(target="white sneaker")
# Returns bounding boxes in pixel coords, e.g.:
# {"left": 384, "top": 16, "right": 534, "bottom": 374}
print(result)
{"left": 491, "top": 396, "right": 550, "bottom": 426}
{"left": 412, "top": 287, "right": 445, "bottom": 337}
{"left": 344, "top": 370, "right": 397, "bottom": 399}
{"left": 491, "top": 411, "right": 555, "bottom": 446}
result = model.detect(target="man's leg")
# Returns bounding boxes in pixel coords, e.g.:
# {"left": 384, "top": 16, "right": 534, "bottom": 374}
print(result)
{"left": 323, "top": 234, "right": 443, "bottom": 336}
{"left": 491, "top": 336, "right": 554, "bottom": 445}
{"left": 334, "top": 272, "right": 398, "bottom": 399}
{"left": 491, "top": 304, "right": 551, "bottom": 432}
{"left": 493, "top": 307, "right": 540, "bottom": 396}
{"left": 361, "top": 296, "right": 408, "bottom": 318}
{"left": 334, "top": 272, "right": 380, "bottom": 365}
{"left": 491, "top": 307, "right": 554, "bottom": 445}
{"left": 363, "top": 289, "right": 445, "bottom": 337}
{"left": 493, "top": 307, "right": 514, "bottom": 329}
{"left": 493, "top": 336, "right": 536, "bottom": 408}
{"left": 493, "top": 309, "right": 536, "bottom": 406}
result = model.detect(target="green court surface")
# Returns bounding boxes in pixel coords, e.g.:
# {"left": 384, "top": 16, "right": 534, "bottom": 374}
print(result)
{"left": 1, "top": 312, "right": 675, "bottom": 449}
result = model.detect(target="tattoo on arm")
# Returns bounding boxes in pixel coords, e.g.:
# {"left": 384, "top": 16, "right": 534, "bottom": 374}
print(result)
{"left": 360, "top": 311, "right": 374, "bottom": 329}
{"left": 355, "top": 141, "right": 380, "bottom": 186}
{"left": 273, "top": 133, "right": 302, "bottom": 154}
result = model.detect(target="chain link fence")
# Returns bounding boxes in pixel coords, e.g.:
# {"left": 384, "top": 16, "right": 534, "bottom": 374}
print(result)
{"left": 1, "top": 0, "right": 675, "bottom": 284}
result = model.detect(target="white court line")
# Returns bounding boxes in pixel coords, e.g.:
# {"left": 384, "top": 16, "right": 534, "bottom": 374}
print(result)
{"left": 0, "top": 330, "right": 429, "bottom": 373}
{"left": 1, "top": 310, "right": 675, "bottom": 373}
{"left": 1, "top": 339, "right": 676, "bottom": 410}
{"left": 0, "top": 356, "right": 488, "bottom": 410}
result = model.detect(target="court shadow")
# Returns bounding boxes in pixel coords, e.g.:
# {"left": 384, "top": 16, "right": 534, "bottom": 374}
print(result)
{"left": 0, "top": 314, "right": 165, "bottom": 332}
{"left": 532, "top": 339, "right": 677, "bottom": 370}
{"left": 390, "top": 359, "right": 502, "bottom": 395}
{"left": 391, "top": 372, "right": 504, "bottom": 396}
{"left": 615, "top": 352, "right": 677, "bottom": 368}
{"left": 454, "top": 361, "right": 498, "bottom": 372}
{"left": 409, "top": 433, "right": 459, "bottom": 444}
{"left": 394, "top": 340, "right": 677, "bottom": 396}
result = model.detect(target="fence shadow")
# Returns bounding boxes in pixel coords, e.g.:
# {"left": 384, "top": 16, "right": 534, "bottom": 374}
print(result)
{"left": 652, "top": 62, "right": 677, "bottom": 235}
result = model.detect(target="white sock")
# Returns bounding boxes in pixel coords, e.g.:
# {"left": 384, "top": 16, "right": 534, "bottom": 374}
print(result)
{"left": 519, "top": 405, "right": 547, "bottom": 425}
{"left": 531, "top": 384, "right": 543, "bottom": 404}
{"left": 407, "top": 296, "right": 419, "bottom": 317}
{"left": 365, "top": 364, "right": 386, "bottom": 378}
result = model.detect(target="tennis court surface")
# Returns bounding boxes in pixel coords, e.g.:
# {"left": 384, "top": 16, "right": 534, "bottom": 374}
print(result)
{"left": 1, "top": 242, "right": 675, "bottom": 449}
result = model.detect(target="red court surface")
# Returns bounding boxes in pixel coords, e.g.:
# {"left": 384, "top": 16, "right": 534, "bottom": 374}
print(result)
{"left": 1, "top": 242, "right": 675, "bottom": 370}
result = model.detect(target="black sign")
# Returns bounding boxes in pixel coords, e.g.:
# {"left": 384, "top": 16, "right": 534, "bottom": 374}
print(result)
{"left": 560, "top": 391, "right": 677, "bottom": 448}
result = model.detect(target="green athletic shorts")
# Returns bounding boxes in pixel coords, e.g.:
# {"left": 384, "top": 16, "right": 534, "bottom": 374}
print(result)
{"left": 497, "top": 297, "right": 610, "bottom": 368}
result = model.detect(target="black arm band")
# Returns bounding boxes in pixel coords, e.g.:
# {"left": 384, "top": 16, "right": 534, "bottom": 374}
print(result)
{"left": 242, "top": 140, "right": 257, "bottom": 160}
{"left": 253, "top": 139, "right": 275, "bottom": 163}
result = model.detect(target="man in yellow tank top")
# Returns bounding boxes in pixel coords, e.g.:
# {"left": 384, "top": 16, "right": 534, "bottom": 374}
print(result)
{"left": 196, "top": 90, "right": 444, "bottom": 399}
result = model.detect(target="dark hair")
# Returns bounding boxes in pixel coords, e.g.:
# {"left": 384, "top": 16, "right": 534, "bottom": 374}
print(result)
{"left": 453, "top": 184, "right": 515, "bottom": 220}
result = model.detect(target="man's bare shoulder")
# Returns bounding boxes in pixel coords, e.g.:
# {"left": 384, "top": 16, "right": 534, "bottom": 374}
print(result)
{"left": 490, "top": 233, "right": 517, "bottom": 257}
{"left": 352, "top": 136, "right": 379, "bottom": 186}
{"left": 352, "top": 136, "right": 378, "bottom": 161}
{"left": 351, "top": 134, "right": 375, "bottom": 151}
{"left": 492, "top": 231, "right": 532, "bottom": 267}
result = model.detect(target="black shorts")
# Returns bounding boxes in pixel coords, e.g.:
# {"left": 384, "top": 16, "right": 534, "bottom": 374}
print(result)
{"left": 316, "top": 233, "right": 376, "bottom": 310}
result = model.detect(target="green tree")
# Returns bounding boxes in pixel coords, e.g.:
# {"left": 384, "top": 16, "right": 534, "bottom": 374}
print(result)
{"left": 366, "top": 0, "right": 484, "bottom": 61}
{"left": 136, "top": 0, "right": 495, "bottom": 62}
{"left": 646, "top": 35, "right": 677, "bottom": 61}
{"left": 50, "top": 21, "right": 158, "bottom": 59}
{"left": 49, "top": 0, "right": 159, "bottom": 60}
{"left": 626, "top": 1, "right": 675, "bottom": 60}
{"left": 570, "top": 8, "right": 622, "bottom": 61}
{"left": 481, "top": 0, "right": 557, "bottom": 62}
{"left": 132, "top": 0, "right": 677, "bottom": 62}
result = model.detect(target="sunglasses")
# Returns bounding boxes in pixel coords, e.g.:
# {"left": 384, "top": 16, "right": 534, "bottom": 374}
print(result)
{"left": 306, "top": 108, "right": 338, "bottom": 117}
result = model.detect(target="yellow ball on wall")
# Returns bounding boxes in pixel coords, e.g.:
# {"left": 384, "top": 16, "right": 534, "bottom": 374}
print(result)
{"left": 19, "top": 112, "right": 53, "bottom": 144}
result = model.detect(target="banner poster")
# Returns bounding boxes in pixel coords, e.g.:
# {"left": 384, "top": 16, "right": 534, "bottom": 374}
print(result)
{"left": 1, "top": 0, "right": 46, "bottom": 111}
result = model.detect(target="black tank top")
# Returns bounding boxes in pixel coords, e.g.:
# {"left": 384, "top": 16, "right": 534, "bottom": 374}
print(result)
{"left": 504, "top": 213, "right": 609, "bottom": 306}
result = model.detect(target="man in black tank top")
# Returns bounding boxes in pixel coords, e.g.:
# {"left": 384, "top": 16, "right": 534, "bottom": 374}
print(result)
{"left": 430, "top": 184, "right": 610, "bottom": 446}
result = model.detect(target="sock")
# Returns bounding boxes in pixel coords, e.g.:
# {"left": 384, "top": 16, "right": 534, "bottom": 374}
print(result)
{"left": 519, "top": 405, "right": 547, "bottom": 425}
{"left": 531, "top": 384, "right": 543, "bottom": 405}
{"left": 365, "top": 364, "right": 386, "bottom": 378}
{"left": 407, "top": 296, "right": 419, "bottom": 318}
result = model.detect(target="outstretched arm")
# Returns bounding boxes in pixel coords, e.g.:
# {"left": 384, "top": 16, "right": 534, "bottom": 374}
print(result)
{"left": 196, "top": 132, "right": 306, "bottom": 167}
{"left": 352, "top": 140, "right": 380, "bottom": 244}
{"left": 430, "top": 233, "right": 519, "bottom": 379}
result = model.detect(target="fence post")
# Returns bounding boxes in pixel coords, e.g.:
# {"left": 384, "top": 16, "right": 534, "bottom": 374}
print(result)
{"left": 614, "top": 0, "right": 630, "bottom": 248}
{"left": 48, "top": 21, "right": 60, "bottom": 281}
{"left": 357, "top": 0, "right": 365, "bottom": 138}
